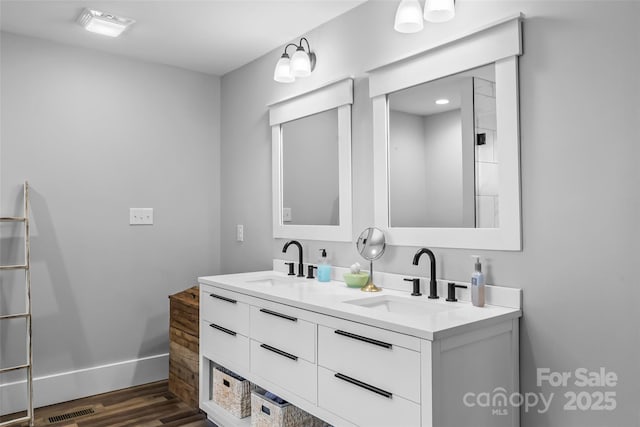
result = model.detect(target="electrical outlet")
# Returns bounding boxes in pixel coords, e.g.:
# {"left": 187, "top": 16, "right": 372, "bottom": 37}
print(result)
{"left": 236, "top": 224, "right": 244, "bottom": 242}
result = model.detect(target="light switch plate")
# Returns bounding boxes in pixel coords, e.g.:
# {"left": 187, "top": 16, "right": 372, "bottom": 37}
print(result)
{"left": 130, "top": 208, "right": 153, "bottom": 225}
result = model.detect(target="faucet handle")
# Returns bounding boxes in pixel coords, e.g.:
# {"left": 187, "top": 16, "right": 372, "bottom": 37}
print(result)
{"left": 404, "top": 277, "right": 422, "bottom": 296}
{"left": 285, "top": 262, "right": 295, "bottom": 276}
{"left": 446, "top": 282, "right": 468, "bottom": 302}
{"left": 307, "top": 265, "right": 318, "bottom": 279}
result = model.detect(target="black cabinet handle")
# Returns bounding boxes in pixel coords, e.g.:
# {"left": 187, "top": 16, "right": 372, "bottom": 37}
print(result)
{"left": 259, "top": 308, "right": 297, "bottom": 322}
{"left": 334, "top": 330, "right": 392, "bottom": 349}
{"left": 210, "top": 293, "right": 237, "bottom": 304}
{"left": 259, "top": 343, "right": 298, "bottom": 361}
{"left": 209, "top": 323, "right": 236, "bottom": 336}
{"left": 334, "top": 373, "right": 393, "bottom": 399}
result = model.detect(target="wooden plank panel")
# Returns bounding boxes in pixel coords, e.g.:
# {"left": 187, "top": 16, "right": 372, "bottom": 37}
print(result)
{"left": 169, "top": 327, "right": 198, "bottom": 353}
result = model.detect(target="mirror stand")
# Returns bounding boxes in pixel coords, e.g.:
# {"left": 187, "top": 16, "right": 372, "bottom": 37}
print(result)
{"left": 361, "top": 259, "right": 381, "bottom": 293}
{"left": 356, "top": 227, "right": 387, "bottom": 292}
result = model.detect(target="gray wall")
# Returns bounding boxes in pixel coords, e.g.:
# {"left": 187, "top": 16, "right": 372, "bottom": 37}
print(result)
{"left": 0, "top": 33, "right": 221, "bottom": 379}
{"left": 220, "top": 2, "right": 640, "bottom": 426}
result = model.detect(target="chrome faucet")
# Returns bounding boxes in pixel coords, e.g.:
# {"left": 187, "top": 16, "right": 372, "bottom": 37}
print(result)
{"left": 413, "top": 248, "right": 438, "bottom": 299}
{"left": 282, "top": 240, "right": 304, "bottom": 277}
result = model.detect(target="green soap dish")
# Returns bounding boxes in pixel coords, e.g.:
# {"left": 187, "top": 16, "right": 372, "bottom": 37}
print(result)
{"left": 343, "top": 272, "right": 369, "bottom": 288}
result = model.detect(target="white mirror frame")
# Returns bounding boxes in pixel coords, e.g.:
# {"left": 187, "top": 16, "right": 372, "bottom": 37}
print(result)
{"left": 269, "top": 78, "right": 353, "bottom": 241}
{"left": 369, "top": 15, "right": 523, "bottom": 250}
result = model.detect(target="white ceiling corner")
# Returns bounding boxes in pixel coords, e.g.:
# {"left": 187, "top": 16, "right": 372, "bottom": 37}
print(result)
{"left": 0, "top": 0, "right": 367, "bottom": 75}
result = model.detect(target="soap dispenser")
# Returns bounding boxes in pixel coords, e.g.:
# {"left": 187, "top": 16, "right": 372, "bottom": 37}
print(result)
{"left": 317, "top": 249, "right": 331, "bottom": 283}
{"left": 471, "top": 255, "right": 485, "bottom": 307}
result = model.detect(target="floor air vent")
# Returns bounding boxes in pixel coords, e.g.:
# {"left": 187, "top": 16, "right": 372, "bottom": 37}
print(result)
{"left": 48, "top": 407, "right": 95, "bottom": 423}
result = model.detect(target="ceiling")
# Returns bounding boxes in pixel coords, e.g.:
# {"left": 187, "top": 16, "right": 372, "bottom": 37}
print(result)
{"left": 0, "top": 0, "right": 366, "bottom": 76}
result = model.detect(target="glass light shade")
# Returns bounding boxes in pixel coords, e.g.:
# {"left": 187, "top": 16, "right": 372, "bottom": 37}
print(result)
{"left": 394, "top": 0, "right": 424, "bottom": 33}
{"left": 274, "top": 55, "right": 294, "bottom": 83}
{"left": 291, "top": 47, "right": 311, "bottom": 77}
{"left": 424, "top": 0, "right": 455, "bottom": 23}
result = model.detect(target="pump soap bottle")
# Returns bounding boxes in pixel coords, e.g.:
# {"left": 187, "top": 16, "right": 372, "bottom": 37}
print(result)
{"left": 471, "top": 256, "right": 485, "bottom": 307}
{"left": 317, "top": 249, "right": 331, "bottom": 283}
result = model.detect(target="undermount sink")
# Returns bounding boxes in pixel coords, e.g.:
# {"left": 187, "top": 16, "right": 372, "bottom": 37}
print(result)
{"left": 246, "top": 276, "right": 303, "bottom": 287}
{"left": 344, "top": 295, "right": 462, "bottom": 316}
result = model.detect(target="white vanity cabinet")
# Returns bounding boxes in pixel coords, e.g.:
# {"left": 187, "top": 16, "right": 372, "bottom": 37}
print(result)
{"left": 199, "top": 279, "right": 520, "bottom": 427}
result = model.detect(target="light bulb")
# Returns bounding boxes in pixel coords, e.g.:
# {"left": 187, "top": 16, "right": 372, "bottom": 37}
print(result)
{"left": 424, "top": 0, "right": 455, "bottom": 23}
{"left": 394, "top": 0, "right": 424, "bottom": 33}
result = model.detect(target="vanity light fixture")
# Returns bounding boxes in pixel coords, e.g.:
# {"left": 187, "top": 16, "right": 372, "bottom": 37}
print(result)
{"left": 435, "top": 98, "right": 450, "bottom": 105}
{"left": 394, "top": 0, "right": 455, "bottom": 33}
{"left": 77, "top": 8, "right": 135, "bottom": 37}
{"left": 394, "top": 0, "right": 424, "bottom": 34}
{"left": 423, "top": 0, "right": 456, "bottom": 23}
{"left": 273, "top": 38, "right": 316, "bottom": 83}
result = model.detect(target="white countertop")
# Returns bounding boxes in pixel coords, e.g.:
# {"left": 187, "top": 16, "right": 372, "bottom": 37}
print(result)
{"left": 199, "top": 270, "right": 522, "bottom": 341}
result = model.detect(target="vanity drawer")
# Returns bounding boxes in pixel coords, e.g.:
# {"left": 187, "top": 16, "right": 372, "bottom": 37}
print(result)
{"left": 200, "top": 320, "right": 249, "bottom": 371}
{"left": 318, "top": 325, "right": 421, "bottom": 403}
{"left": 250, "top": 305, "right": 315, "bottom": 363}
{"left": 250, "top": 339, "right": 316, "bottom": 404}
{"left": 200, "top": 288, "right": 250, "bottom": 336}
{"left": 318, "top": 366, "right": 420, "bottom": 427}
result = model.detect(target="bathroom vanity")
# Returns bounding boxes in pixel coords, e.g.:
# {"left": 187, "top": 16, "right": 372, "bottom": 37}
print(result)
{"left": 198, "top": 265, "right": 521, "bottom": 427}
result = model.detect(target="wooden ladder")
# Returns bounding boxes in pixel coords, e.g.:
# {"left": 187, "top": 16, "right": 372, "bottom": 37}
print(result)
{"left": 0, "top": 182, "right": 34, "bottom": 427}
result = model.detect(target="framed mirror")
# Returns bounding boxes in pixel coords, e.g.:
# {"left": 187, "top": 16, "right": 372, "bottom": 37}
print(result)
{"left": 269, "top": 79, "right": 353, "bottom": 241}
{"left": 369, "top": 15, "right": 523, "bottom": 250}
{"left": 388, "top": 63, "right": 495, "bottom": 229}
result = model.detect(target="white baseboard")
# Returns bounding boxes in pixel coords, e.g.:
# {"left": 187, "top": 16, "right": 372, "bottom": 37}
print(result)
{"left": 0, "top": 353, "right": 169, "bottom": 416}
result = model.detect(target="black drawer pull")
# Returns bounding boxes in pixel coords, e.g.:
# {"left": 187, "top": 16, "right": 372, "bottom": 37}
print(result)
{"left": 209, "top": 323, "right": 236, "bottom": 336}
{"left": 334, "top": 373, "right": 393, "bottom": 399}
{"left": 259, "top": 308, "right": 297, "bottom": 322}
{"left": 259, "top": 343, "right": 298, "bottom": 361}
{"left": 210, "top": 293, "right": 237, "bottom": 304}
{"left": 334, "top": 330, "right": 392, "bottom": 349}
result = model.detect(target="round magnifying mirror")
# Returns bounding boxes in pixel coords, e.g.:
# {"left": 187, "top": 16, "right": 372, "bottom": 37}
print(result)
{"left": 356, "top": 227, "right": 386, "bottom": 292}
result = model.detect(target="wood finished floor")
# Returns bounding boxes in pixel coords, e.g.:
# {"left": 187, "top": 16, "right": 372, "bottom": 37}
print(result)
{"left": 1, "top": 381, "right": 216, "bottom": 427}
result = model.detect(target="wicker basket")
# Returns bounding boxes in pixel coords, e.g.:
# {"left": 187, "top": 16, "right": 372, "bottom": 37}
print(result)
{"left": 212, "top": 366, "right": 252, "bottom": 418}
{"left": 250, "top": 389, "right": 328, "bottom": 427}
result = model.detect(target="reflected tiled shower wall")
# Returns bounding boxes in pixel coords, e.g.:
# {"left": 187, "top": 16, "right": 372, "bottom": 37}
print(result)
{"left": 474, "top": 77, "right": 499, "bottom": 228}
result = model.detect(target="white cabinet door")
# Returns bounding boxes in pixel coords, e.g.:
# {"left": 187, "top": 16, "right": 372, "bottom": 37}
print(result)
{"left": 200, "top": 320, "right": 250, "bottom": 371}
{"left": 250, "top": 339, "right": 317, "bottom": 404}
{"left": 318, "top": 366, "right": 420, "bottom": 427}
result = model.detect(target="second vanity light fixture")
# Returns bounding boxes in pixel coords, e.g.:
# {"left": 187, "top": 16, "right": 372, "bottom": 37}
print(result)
{"left": 273, "top": 38, "right": 317, "bottom": 83}
{"left": 394, "top": 0, "right": 455, "bottom": 33}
